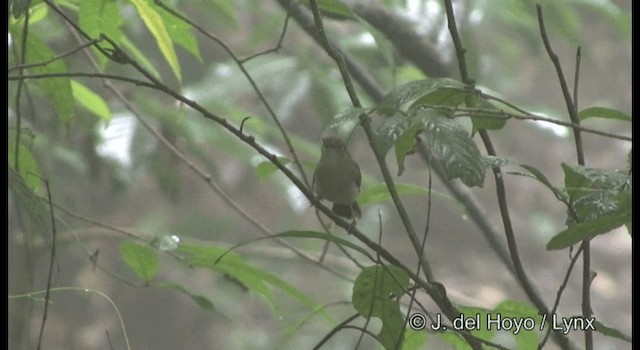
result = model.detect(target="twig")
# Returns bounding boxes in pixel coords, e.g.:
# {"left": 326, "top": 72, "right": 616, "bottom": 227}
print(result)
{"left": 239, "top": 14, "right": 291, "bottom": 63}
{"left": 8, "top": 39, "right": 101, "bottom": 72}
{"left": 37, "top": 180, "right": 56, "bottom": 350}
{"left": 153, "top": 1, "right": 312, "bottom": 190}
{"left": 443, "top": 1, "right": 571, "bottom": 348}
{"left": 537, "top": 6, "right": 591, "bottom": 349}
{"left": 539, "top": 244, "right": 585, "bottom": 348}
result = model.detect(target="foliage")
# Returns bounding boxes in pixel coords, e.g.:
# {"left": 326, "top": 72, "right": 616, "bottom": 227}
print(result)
{"left": 8, "top": 0, "right": 630, "bottom": 349}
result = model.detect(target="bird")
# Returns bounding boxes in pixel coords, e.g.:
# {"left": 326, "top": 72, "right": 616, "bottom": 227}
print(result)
{"left": 312, "top": 136, "right": 362, "bottom": 219}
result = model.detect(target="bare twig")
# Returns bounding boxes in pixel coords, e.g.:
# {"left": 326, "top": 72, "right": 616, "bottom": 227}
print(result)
{"left": 239, "top": 14, "right": 291, "bottom": 63}
{"left": 154, "top": 1, "right": 311, "bottom": 189}
{"left": 8, "top": 39, "right": 101, "bottom": 73}
{"left": 443, "top": 1, "right": 572, "bottom": 348}
{"left": 537, "top": 6, "right": 591, "bottom": 349}
{"left": 37, "top": 181, "right": 56, "bottom": 350}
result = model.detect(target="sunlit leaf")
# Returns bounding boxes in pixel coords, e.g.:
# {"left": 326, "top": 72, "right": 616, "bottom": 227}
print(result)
{"left": 130, "top": 0, "right": 181, "bottom": 82}
{"left": 71, "top": 80, "right": 111, "bottom": 121}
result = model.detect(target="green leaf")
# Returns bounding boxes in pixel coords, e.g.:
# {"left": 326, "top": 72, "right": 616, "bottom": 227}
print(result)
{"left": 358, "top": 182, "right": 452, "bottom": 207}
{"left": 9, "top": 169, "right": 49, "bottom": 236}
{"left": 129, "top": 0, "right": 181, "bottom": 82}
{"left": 421, "top": 116, "right": 485, "bottom": 187}
{"left": 79, "top": 0, "right": 123, "bottom": 42}
{"left": 578, "top": 107, "right": 631, "bottom": 123}
{"left": 10, "top": 28, "right": 74, "bottom": 121}
{"left": 352, "top": 265, "right": 410, "bottom": 350}
{"left": 71, "top": 80, "right": 111, "bottom": 121}
{"left": 562, "top": 163, "right": 630, "bottom": 224}
{"left": 401, "top": 328, "right": 427, "bottom": 350}
{"left": 177, "top": 243, "right": 323, "bottom": 315}
{"left": 514, "top": 164, "right": 567, "bottom": 201}
{"left": 154, "top": 3, "right": 202, "bottom": 62}
{"left": 157, "top": 282, "right": 215, "bottom": 310}
{"left": 323, "top": 107, "right": 369, "bottom": 139}
{"left": 300, "top": 0, "right": 356, "bottom": 20}
{"left": 255, "top": 156, "right": 291, "bottom": 181}
{"left": 223, "top": 230, "right": 373, "bottom": 261}
{"left": 546, "top": 211, "right": 630, "bottom": 250}
{"left": 469, "top": 97, "right": 507, "bottom": 131}
{"left": 439, "top": 332, "right": 472, "bottom": 350}
{"left": 120, "top": 240, "right": 159, "bottom": 281}
{"left": 494, "top": 300, "right": 541, "bottom": 350}
{"left": 8, "top": 133, "right": 42, "bottom": 192}
{"left": 593, "top": 319, "right": 632, "bottom": 343}
{"left": 379, "top": 78, "right": 467, "bottom": 115}
{"left": 394, "top": 122, "right": 422, "bottom": 176}
{"left": 374, "top": 115, "right": 409, "bottom": 156}
{"left": 482, "top": 155, "right": 514, "bottom": 169}
{"left": 119, "top": 34, "right": 161, "bottom": 79}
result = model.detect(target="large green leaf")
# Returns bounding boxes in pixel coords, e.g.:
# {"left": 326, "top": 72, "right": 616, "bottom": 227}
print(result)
{"left": 546, "top": 211, "right": 630, "bottom": 250}
{"left": 79, "top": 0, "right": 123, "bottom": 42}
{"left": 374, "top": 115, "right": 410, "bottom": 156}
{"left": 378, "top": 78, "right": 467, "bottom": 115}
{"left": 352, "top": 265, "right": 410, "bottom": 350}
{"left": 120, "top": 240, "right": 159, "bottom": 282}
{"left": 562, "top": 163, "right": 630, "bottom": 224}
{"left": 10, "top": 28, "right": 74, "bottom": 121}
{"left": 420, "top": 116, "right": 485, "bottom": 187}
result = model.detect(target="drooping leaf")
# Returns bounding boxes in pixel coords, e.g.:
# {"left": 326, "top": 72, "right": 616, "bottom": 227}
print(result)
{"left": 129, "top": 0, "right": 181, "bottom": 82}
{"left": 71, "top": 80, "right": 111, "bottom": 121}
{"left": 593, "top": 319, "right": 632, "bottom": 343}
{"left": 421, "top": 116, "right": 485, "bottom": 187}
{"left": 546, "top": 211, "right": 630, "bottom": 250}
{"left": 578, "top": 106, "right": 631, "bottom": 123}
{"left": 374, "top": 115, "right": 409, "bottom": 156}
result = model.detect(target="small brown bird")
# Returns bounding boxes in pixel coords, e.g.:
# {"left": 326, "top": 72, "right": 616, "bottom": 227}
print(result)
{"left": 312, "top": 136, "right": 362, "bottom": 219}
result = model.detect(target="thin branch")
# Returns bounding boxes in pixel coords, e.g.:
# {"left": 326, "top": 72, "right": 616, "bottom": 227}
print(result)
{"left": 423, "top": 104, "right": 631, "bottom": 141}
{"left": 36, "top": 180, "right": 57, "bottom": 349}
{"left": 312, "top": 313, "right": 361, "bottom": 350}
{"left": 443, "top": 0, "right": 471, "bottom": 84}
{"left": 539, "top": 244, "right": 585, "bottom": 349}
{"left": 9, "top": 72, "right": 158, "bottom": 88}
{"left": 537, "top": 6, "right": 591, "bottom": 349}
{"left": 153, "top": 1, "right": 312, "bottom": 190}
{"left": 239, "top": 14, "right": 291, "bottom": 63}
{"left": 443, "top": 1, "right": 572, "bottom": 348}
{"left": 8, "top": 38, "right": 101, "bottom": 73}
